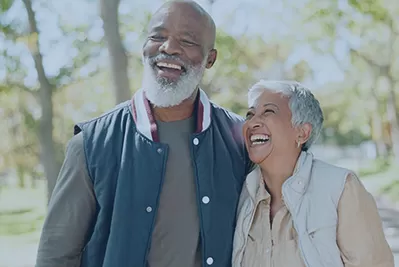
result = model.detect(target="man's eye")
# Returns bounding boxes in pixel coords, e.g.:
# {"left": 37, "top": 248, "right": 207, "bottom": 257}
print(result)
{"left": 264, "top": 109, "right": 275, "bottom": 114}
{"left": 181, "top": 40, "right": 196, "bottom": 46}
{"left": 149, "top": 35, "right": 165, "bottom": 41}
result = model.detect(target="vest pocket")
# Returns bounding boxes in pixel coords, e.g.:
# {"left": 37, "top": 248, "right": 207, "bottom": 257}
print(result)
{"left": 306, "top": 222, "right": 336, "bottom": 248}
{"left": 307, "top": 223, "right": 336, "bottom": 238}
{"left": 306, "top": 223, "right": 343, "bottom": 267}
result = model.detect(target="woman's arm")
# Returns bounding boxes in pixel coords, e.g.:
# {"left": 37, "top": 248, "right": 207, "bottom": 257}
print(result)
{"left": 337, "top": 173, "right": 394, "bottom": 267}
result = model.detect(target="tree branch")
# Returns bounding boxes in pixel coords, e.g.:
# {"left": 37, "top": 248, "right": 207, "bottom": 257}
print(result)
{"left": 4, "top": 78, "right": 38, "bottom": 96}
{"left": 21, "top": 0, "right": 54, "bottom": 92}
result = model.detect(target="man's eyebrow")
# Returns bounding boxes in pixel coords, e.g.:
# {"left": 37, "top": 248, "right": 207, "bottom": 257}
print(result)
{"left": 148, "top": 26, "right": 166, "bottom": 33}
{"left": 180, "top": 31, "right": 197, "bottom": 39}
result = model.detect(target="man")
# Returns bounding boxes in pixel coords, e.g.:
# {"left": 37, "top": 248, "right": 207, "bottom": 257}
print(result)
{"left": 35, "top": 1, "right": 252, "bottom": 267}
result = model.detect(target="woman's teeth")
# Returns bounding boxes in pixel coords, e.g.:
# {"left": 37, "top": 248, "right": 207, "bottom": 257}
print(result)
{"left": 250, "top": 134, "right": 270, "bottom": 145}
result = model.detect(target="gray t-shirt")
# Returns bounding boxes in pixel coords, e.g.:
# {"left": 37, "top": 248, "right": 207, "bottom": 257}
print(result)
{"left": 147, "top": 116, "right": 201, "bottom": 267}
{"left": 36, "top": 116, "right": 201, "bottom": 267}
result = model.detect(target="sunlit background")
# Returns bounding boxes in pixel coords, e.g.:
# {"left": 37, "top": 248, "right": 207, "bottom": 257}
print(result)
{"left": 0, "top": 0, "right": 398, "bottom": 266}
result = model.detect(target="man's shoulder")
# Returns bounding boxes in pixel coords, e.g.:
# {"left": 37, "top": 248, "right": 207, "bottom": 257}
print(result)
{"left": 210, "top": 102, "right": 245, "bottom": 124}
{"left": 74, "top": 100, "right": 132, "bottom": 135}
{"left": 81, "top": 100, "right": 131, "bottom": 124}
{"left": 67, "top": 132, "right": 84, "bottom": 153}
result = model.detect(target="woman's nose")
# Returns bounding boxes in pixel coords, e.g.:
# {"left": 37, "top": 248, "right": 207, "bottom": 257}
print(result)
{"left": 248, "top": 117, "right": 262, "bottom": 129}
{"left": 251, "top": 122, "right": 261, "bottom": 129}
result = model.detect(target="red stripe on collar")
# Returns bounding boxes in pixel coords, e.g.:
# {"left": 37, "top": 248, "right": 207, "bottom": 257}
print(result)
{"left": 131, "top": 98, "right": 137, "bottom": 122}
{"left": 143, "top": 92, "right": 159, "bottom": 142}
{"left": 131, "top": 88, "right": 211, "bottom": 141}
{"left": 196, "top": 94, "right": 204, "bottom": 133}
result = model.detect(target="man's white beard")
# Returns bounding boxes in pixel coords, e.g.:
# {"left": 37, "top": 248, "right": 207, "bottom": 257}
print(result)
{"left": 141, "top": 56, "right": 207, "bottom": 107}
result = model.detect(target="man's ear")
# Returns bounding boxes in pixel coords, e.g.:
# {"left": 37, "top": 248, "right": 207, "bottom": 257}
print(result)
{"left": 206, "top": 49, "right": 217, "bottom": 69}
{"left": 297, "top": 123, "right": 312, "bottom": 145}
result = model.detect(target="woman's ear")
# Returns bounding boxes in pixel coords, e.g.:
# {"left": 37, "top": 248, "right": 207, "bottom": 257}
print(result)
{"left": 297, "top": 123, "right": 312, "bottom": 145}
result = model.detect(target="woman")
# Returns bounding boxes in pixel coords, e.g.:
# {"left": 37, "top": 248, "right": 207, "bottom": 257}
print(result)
{"left": 232, "top": 80, "right": 394, "bottom": 267}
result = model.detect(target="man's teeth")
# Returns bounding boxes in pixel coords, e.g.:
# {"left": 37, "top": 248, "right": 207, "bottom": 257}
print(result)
{"left": 250, "top": 134, "right": 270, "bottom": 144}
{"left": 156, "top": 62, "right": 182, "bottom": 70}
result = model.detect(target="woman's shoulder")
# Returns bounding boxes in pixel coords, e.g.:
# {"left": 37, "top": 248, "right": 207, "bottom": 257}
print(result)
{"left": 308, "top": 157, "right": 358, "bottom": 203}
{"left": 311, "top": 157, "right": 356, "bottom": 181}
{"left": 237, "top": 167, "right": 260, "bottom": 209}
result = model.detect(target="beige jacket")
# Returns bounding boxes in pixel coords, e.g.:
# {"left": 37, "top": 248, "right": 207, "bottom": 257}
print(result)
{"left": 232, "top": 151, "right": 394, "bottom": 267}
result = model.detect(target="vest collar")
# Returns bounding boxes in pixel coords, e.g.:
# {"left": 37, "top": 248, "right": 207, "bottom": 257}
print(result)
{"left": 130, "top": 88, "right": 212, "bottom": 142}
{"left": 245, "top": 151, "right": 314, "bottom": 201}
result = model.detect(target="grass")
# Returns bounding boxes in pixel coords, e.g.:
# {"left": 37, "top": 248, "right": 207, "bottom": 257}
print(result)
{"left": 0, "top": 208, "right": 45, "bottom": 236}
{"left": 0, "top": 182, "right": 46, "bottom": 237}
{"left": 0, "top": 183, "right": 47, "bottom": 267}
{"left": 380, "top": 180, "right": 399, "bottom": 203}
{"left": 359, "top": 161, "right": 399, "bottom": 203}
{"left": 358, "top": 157, "right": 391, "bottom": 178}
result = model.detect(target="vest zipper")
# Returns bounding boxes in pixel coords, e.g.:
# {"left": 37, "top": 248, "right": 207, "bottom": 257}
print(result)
{"left": 282, "top": 184, "right": 312, "bottom": 267}
{"left": 238, "top": 200, "right": 257, "bottom": 265}
{"left": 269, "top": 238, "right": 273, "bottom": 267}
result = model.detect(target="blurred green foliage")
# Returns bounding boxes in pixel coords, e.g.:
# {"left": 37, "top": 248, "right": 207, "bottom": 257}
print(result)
{"left": 0, "top": 0, "right": 398, "bottom": 201}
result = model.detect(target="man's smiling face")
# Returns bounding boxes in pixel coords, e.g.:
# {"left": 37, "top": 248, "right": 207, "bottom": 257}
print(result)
{"left": 141, "top": 1, "right": 217, "bottom": 107}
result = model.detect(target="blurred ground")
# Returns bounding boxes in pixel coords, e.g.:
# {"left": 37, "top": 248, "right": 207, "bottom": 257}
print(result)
{"left": 0, "top": 167, "right": 398, "bottom": 267}
{"left": 362, "top": 169, "right": 399, "bottom": 266}
{"left": 0, "top": 184, "right": 45, "bottom": 267}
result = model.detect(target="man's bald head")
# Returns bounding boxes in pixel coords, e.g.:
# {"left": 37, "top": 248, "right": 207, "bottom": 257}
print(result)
{"left": 151, "top": 0, "right": 216, "bottom": 49}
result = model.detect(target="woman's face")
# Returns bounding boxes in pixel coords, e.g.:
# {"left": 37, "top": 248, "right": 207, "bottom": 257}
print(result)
{"left": 243, "top": 90, "right": 302, "bottom": 164}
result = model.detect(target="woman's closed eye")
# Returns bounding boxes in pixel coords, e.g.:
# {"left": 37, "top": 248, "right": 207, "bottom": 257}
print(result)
{"left": 264, "top": 109, "right": 275, "bottom": 114}
{"left": 245, "top": 111, "right": 254, "bottom": 120}
{"left": 245, "top": 109, "right": 274, "bottom": 120}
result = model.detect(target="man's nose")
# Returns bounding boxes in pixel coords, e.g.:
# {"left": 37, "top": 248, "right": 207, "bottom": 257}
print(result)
{"left": 159, "top": 37, "right": 182, "bottom": 55}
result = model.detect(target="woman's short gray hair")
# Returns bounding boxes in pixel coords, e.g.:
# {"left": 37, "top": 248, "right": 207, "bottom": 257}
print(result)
{"left": 247, "top": 80, "right": 324, "bottom": 151}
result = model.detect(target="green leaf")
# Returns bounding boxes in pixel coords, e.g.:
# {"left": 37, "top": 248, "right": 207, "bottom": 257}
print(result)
{"left": 348, "top": 0, "right": 389, "bottom": 23}
{"left": 0, "top": 0, "right": 13, "bottom": 13}
{"left": 0, "top": 84, "right": 10, "bottom": 93}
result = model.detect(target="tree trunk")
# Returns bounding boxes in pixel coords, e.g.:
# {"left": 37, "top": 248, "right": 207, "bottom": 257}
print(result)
{"left": 22, "top": 0, "right": 61, "bottom": 202}
{"left": 386, "top": 76, "right": 399, "bottom": 162}
{"left": 100, "top": 0, "right": 131, "bottom": 104}
{"left": 17, "top": 166, "right": 25, "bottom": 188}
{"left": 370, "top": 86, "right": 388, "bottom": 158}
{"left": 385, "top": 23, "right": 399, "bottom": 163}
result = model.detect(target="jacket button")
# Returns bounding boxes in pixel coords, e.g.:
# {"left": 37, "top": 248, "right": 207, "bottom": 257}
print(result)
{"left": 146, "top": 206, "right": 152, "bottom": 213}
{"left": 202, "top": 196, "right": 210, "bottom": 204}
{"left": 206, "top": 257, "right": 213, "bottom": 265}
{"left": 193, "top": 138, "right": 199, "bottom": 145}
{"left": 157, "top": 148, "right": 162, "bottom": 153}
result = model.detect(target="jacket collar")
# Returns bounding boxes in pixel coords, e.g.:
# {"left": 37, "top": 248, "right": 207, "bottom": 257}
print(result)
{"left": 130, "top": 88, "right": 212, "bottom": 142}
{"left": 245, "top": 151, "right": 314, "bottom": 201}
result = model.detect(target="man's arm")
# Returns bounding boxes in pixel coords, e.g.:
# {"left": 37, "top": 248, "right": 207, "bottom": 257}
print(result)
{"left": 337, "top": 173, "right": 394, "bottom": 267}
{"left": 36, "top": 133, "right": 96, "bottom": 267}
